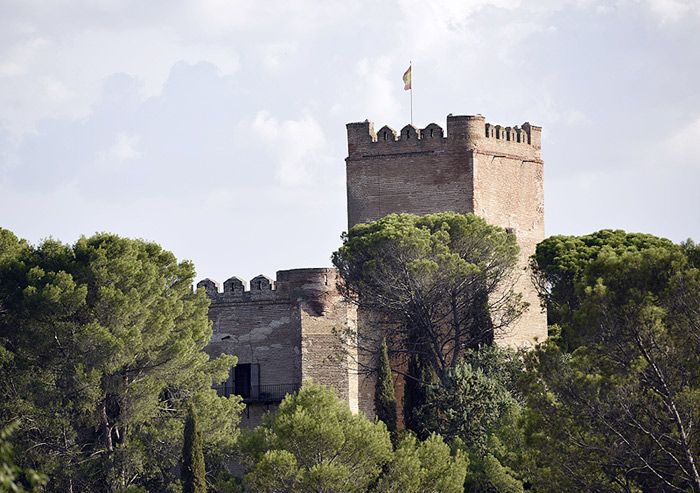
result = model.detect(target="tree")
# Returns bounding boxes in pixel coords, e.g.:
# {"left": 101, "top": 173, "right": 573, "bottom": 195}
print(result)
{"left": 463, "top": 453, "right": 523, "bottom": 493}
{"left": 240, "top": 384, "right": 467, "bottom": 493}
{"left": 375, "top": 434, "right": 468, "bottom": 493}
{"left": 418, "top": 346, "right": 521, "bottom": 451}
{"left": 182, "top": 408, "right": 207, "bottom": 493}
{"left": 403, "top": 352, "right": 435, "bottom": 438}
{"left": 332, "top": 212, "right": 524, "bottom": 388}
{"left": 0, "top": 228, "right": 243, "bottom": 492}
{"left": 530, "top": 229, "right": 677, "bottom": 350}
{"left": 525, "top": 231, "right": 700, "bottom": 492}
{"left": 374, "top": 338, "right": 397, "bottom": 435}
{"left": 0, "top": 421, "right": 46, "bottom": 493}
{"left": 241, "top": 384, "right": 393, "bottom": 493}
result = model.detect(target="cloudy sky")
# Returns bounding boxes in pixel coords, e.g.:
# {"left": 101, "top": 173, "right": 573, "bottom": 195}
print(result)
{"left": 1, "top": 0, "right": 699, "bottom": 285}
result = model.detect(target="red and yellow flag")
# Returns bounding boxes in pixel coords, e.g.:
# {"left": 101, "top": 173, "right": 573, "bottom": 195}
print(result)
{"left": 403, "top": 65, "right": 412, "bottom": 91}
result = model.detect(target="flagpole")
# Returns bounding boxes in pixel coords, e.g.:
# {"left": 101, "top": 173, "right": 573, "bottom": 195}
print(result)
{"left": 410, "top": 61, "right": 413, "bottom": 125}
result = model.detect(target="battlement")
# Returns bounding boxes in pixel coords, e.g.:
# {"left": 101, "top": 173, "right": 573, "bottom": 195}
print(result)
{"left": 197, "top": 268, "right": 339, "bottom": 304}
{"left": 346, "top": 114, "right": 541, "bottom": 160}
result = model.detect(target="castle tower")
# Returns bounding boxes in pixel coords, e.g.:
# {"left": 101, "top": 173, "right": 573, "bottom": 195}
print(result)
{"left": 200, "top": 268, "right": 358, "bottom": 426}
{"left": 345, "top": 114, "right": 546, "bottom": 348}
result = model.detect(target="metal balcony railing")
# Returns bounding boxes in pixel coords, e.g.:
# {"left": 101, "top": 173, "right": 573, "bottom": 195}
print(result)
{"left": 214, "top": 382, "right": 301, "bottom": 403}
{"left": 244, "top": 383, "right": 300, "bottom": 403}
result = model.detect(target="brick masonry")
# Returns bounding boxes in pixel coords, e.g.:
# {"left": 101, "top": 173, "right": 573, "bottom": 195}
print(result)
{"left": 199, "top": 269, "right": 358, "bottom": 426}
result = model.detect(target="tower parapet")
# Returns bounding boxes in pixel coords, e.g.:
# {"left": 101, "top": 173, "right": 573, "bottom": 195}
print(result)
{"left": 346, "top": 114, "right": 541, "bottom": 162}
{"left": 197, "top": 268, "right": 339, "bottom": 303}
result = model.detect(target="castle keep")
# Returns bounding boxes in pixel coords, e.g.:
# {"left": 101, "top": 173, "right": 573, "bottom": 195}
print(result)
{"left": 346, "top": 115, "right": 546, "bottom": 347}
{"left": 199, "top": 114, "right": 546, "bottom": 422}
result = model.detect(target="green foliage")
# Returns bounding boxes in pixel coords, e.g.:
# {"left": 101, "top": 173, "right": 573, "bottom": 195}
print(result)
{"left": 374, "top": 338, "right": 397, "bottom": 435}
{"left": 241, "top": 384, "right": 392, "bottom": 493}
{"left": 418, "top": 347, "right": 521, "bottom": 452}
{"left": 244, "top": 450, "right": 299, "bottom": 493}
{"left": 0, "top": 228, "right": 243, "bottom": 492}
{"left": 375, "top": 434, "right": 468, "bottom": 493}
{"left": 182, "top": 408, "right": 207, "bottom": 493}
{"left": 333, "top": 212, "right": 523, "bottom": 384}
{"left": 526, "top": 230, "right": 700, "bottom": 492}
{"left": 464, "top": 454, "right": 523, "bottom": 493}
{"left": 531, "top": 229, "right": 678, "bottom": 350}
{"left": 241, "top": 385, "right": 467, "bottom": 493}
{"left": 0, "top": 421, "right": 46, "bottom": 493}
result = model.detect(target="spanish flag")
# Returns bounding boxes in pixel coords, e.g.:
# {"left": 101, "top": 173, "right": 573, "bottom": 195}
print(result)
{"left": 403, "top": 65, "right": 412, "bottom": 91}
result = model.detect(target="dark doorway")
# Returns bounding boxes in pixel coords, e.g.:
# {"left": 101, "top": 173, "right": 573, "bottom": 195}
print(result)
{"left": 234, "top": 363, "right": 252, "bottom": 399}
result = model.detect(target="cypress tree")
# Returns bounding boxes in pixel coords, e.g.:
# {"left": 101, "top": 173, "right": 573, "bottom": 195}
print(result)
{"left": 182, "top": 407, "right": 207, "bottom": 493}
{"left": 374, "top": 337, "right": 397, "bottom": 434}
{"left": 403, "top": 352, "right": 434, "bottom": 439}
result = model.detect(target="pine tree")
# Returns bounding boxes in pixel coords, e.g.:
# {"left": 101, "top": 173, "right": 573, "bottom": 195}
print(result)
{"left": 182, "top": 407, "right": 207, "bottom": 493}
{"left": 374, "top": 337, "right": 397, "bottom": 435}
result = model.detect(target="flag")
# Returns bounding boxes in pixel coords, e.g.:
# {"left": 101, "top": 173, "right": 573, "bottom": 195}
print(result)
{"left": 403, "top": 65, "right": 412, "bottom": 91}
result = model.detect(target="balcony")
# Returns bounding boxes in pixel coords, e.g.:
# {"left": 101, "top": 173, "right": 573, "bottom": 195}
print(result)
{"left": 243, "top": 383, "right": 300, "bottom": 404}
{"left": 217, "top": 382, "right": 301, "bottom": 404}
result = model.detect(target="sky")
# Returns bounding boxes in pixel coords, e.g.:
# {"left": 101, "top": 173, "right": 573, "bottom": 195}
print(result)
{"left": 1, "top": 0, "right": 699, "bottom": 286}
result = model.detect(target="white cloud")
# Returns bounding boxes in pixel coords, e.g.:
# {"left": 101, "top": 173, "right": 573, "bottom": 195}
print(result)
{"left": 645, "top": 0, "right": 700, "bottom": 23}
{"left": 96, "top": 133, "right": 142, "bottom": 167}
{"left": 354, "top": 57, "right": 403, "bottom": 126}
{"left": 261, "top": 42, "right": 298, "bottom": 73}
{"left": 251, "top": 111, "right": 328, "bottom": 187}
{"left": 665, "top": 116, "right": 700, "bottom": 166}
{"left": 0, "top": 36, "right": 50, "bottom": 77}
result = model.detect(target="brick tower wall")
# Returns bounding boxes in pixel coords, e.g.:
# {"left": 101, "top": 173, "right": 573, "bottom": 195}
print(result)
{"left": 345, "top": 118, "right": 474, "bottom": 228}
{"left": 345, "top": 114, "right": 547, "bottom": 419}
{"left": 472, "top": 121, "right": 546, "bottom": 346}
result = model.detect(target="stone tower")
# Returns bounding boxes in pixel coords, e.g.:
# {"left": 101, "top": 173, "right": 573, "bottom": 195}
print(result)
{"left": 345, "top": 114, "right": 546, "bottom": 347}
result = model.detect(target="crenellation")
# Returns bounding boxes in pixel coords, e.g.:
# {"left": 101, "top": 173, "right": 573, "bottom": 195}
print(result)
{"left": 423, "top": 123, "right": 444, "bottom": 139}
{"left": 346, "top": 115, "right": 540, "bottom": 163}
{"left": 197, "top": 278, "right": 220, "bottom": 296}
{"left": 484, "top": 122, "right": 536, "bottom": 146}
{"left": 199, "top": 269, "right": 342, "bottom": 304}
{"left": 223, "top": 276, "right": 246, "bottom": 295}
{"left": 399, "top": 124, "right": 419, "bottom": 140}
{"left": 376, "top": 125, "right": 398, "bottom": 143}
